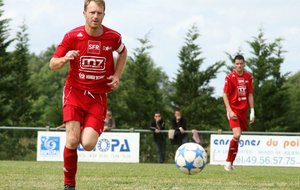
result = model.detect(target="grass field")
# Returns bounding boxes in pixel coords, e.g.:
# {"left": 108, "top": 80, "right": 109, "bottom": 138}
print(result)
{"left": 0, "top": 161, "right": 299, "bottom": 190}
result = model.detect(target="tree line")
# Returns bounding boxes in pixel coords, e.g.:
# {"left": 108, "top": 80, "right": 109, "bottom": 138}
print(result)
{"left": 0, "top": 1, "right": 299, "bottom": 160}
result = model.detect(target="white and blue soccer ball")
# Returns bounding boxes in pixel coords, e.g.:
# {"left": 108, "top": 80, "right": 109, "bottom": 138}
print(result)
{"left": 175, "top": 142, "right": 207, "bottom": 175}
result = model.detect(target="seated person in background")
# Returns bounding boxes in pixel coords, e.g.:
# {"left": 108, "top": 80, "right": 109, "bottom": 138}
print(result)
{"left": 104, "top": 110, "right": 116, "bottom": 132}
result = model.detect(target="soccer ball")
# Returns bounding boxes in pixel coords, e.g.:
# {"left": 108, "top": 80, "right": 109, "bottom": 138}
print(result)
{"left": 175, "top": 142, "right": 207, "bottom": 175}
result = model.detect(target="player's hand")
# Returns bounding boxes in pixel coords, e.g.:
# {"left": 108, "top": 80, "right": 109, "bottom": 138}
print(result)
{"left": 229, "top": 110, "right": 237, "bottom": 120}
{"left": 107, "top": 75, "right": 120, "bottom": 90}
{"left": 64, "top": 50, "right": 80, "bottom": 62}
{"left": 250, "top": 108, "right": 255, "bottom": 124}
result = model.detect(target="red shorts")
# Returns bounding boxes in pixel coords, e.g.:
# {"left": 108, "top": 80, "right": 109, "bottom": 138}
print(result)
{"left": 227, "top": 110, "right": 248, "bottom": 131}
{"left": 63, "top": 85, "right": 107, "bottom": 134}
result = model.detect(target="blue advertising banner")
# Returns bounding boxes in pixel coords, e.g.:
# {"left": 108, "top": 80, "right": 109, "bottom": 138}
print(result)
{"left": 37, "top": 131, "right": 140, "bottom": 163}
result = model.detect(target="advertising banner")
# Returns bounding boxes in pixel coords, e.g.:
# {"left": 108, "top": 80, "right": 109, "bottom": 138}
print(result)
{"left": 37, "top": 131, "right": 140, "bottom": 163}
{"left": 210, "top": 134, "right": 300, "bottom": 167}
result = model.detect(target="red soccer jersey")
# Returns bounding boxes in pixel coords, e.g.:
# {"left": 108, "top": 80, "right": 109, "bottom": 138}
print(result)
{"left": 53, "top": 25, "right": 126, "bottom": 94}
{"left": 224, "top": 70, "right": 253, "bottom": 111}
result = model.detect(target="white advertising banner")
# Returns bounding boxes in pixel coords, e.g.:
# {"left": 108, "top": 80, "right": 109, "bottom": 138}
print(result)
{"left": 37, "top": 131, "right": 140, "bottom": 163}
{"left": 210, "top": 134, "right": 300, "bottom": 167}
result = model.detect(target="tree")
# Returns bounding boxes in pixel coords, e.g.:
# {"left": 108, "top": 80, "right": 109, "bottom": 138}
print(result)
{"left": 106, "top": 36, "right": 172, "bottom": 163}
{"left": 284, "top": 72, "right": 300, "bottom": 132}
{"left": 0, "top": 0, "right": 14, "bottom": 125}
{"left": 28, "top": 45, "right": 68, "bottom": 127}
{"left": 172, "top": 25, "right": 224, "bottom": 130}
{"left": 6, "top": 23, "right": 31, "bottom": 125}
{"left": 0, "top": 0, "right": 12, "bottom": 55}
{"left": 228, "top": 29, "right": 290, "bottom": 131}
{"left": 109, "top": 36, "right": 170, "bottom": 129}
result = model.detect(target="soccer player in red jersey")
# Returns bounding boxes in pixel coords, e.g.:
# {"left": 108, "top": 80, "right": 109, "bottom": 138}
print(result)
{"left": 223, "top": 54, "right": 255, "bottom": 171}
{"left": 49, "top": 0, "right": 127, "bottom": 189}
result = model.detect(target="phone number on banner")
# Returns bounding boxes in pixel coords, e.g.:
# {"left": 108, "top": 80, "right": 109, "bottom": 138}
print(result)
{"left": 235, "top": 156, "right": 298, "bottom": 166}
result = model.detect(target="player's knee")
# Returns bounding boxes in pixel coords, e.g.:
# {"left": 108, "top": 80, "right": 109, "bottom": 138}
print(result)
{"left": 66, "top": 136, "right": 80, "bottom": 149}
{"left": 81, "top": 142, "right": 96, "bottom": 151}
{"left": 234, "top": 134, "right": 241, "bottom": 140}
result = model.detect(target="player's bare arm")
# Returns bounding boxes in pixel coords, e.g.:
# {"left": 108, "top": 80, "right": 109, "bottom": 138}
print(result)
{"left": 49, "top": 50, "right": 80, "bottom": 70}
{"left": 248, "top": 92, "right": 255, "bottom": 124}
{"left": 223, "top": 92, "right": 237, "bottom": 119}
{"left": 107, "top": 48, "right": 127, "bottom": 90}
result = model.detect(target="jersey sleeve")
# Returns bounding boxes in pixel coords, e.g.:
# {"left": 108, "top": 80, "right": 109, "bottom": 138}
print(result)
{"left": 248, "top": 74, "right": 254, "bottom": 93}
{"left": 53, "top": 33, "right": 72, "bottom": 58}
{"left": 223, "top": 75, "right": 232, "bottom": 94}
{"left": 114, "top": 35, "right": 126, "bottom": 54}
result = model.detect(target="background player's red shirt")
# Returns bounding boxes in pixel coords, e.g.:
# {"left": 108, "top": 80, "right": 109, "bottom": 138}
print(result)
{"left": 224, "top": 70, "right": 253, "bottom": 111}
{"left": 53, "top": 25, "right": 126, "bottom": 94}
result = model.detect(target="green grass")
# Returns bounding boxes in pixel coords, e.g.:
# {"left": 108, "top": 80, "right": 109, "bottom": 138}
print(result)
{"left": 0, "top": 161, "right": 299, "bottom": 190}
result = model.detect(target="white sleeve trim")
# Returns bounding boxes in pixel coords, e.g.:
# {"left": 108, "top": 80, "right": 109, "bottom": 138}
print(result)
{"left": 116, "top": 43, "right": 125, "bottom": 53}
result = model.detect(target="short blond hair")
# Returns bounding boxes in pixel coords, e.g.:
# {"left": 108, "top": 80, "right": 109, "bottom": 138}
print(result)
{"left": 84, "top": 0, "right": 105, "bottom": 11}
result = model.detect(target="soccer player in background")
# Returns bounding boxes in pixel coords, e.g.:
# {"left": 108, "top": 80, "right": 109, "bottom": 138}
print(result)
{"left": 49, "top": 0, "right": 127, "bottom": 189}
{"left": 223, "top": 54, "right": 255, "bottom": 171}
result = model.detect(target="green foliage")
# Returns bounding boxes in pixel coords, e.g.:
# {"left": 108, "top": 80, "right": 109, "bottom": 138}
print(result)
{"left": 5, "top": 23, "right": 32, "bottom": 126}
{"left": 172, "top": 25, "right": 225, "bottom": 130}
{"left": 284, "top": 72, "right": 300, "bottom": 132}
{"left": 0, "top": 131, "right": 36, "bottom": 160}
{"left": 0, "top": 0, "right": 14, "bottom": 124}
{"left": 0, "top": 0, "right": 13, "bottom": 54}
{"left": 109, "top": 36, "right": 171, "bottom": 129}
{"left": 245, "top": 30, "right": 290, "bottom": 131}
{"left": 28, "top": 45, "right": 67, "bottom": 127}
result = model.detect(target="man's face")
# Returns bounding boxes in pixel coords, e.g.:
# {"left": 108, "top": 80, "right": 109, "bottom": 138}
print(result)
{"left": 234, "top": 59, "right": 245, "bottom": 74}
{"left": 106, "top": 112, "right": 112, "bottom": 119}
{"left": 154, "top": 114, "right": 161, "bottom": 122}
{"left": 175, "top": 111, "right": 181, "bottom": 120}
{"left": 84, "top": 1, "right": 105, "bottom": 29}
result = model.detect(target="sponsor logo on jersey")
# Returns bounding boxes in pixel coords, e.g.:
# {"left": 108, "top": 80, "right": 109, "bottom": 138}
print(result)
{"left": 80, "top": 56, "right": 106, "bottom": 73}
{"left": 86, "top": 75, "right": 105, "bottom": 80}
{"left": 77, "top": 32, "right": 83, "bottom": 38}
{"left": 79, "top": 73, "right": 85, "bottom": 79}
{"left": 103, "top": 46, "right": 112, "bottom": 51}
{"left": 238, "top": 79, "right": 245, "bottom": 83}
{"left": 238, "top": 85, "right": 247, "bottom": 100}
{"left": 79, "top": 72, "right": 104, "bottom": 80}
{"left": 88, "top": 40, "right": 101, "bottom": 54}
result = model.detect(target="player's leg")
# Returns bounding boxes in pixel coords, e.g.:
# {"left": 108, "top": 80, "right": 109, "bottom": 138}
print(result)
{"left": 225, "top": 116, "right": 241, "bottom": 171}
{"left": 225, "top": 111, "right": 247, "bottom": 170}
{"left": 80, "top": 105, "right": 105, "bottom": 151}
{"left": 230, "top": 127, "right": 242, "bottom": 164}
{"left": 81, "top": 126, "right": 100, "bottom": 151}
{"left": 81, "top": 93, "right": 106, "bottom": 151}
{"left": 64, "top": 120, "right": 81, "bottom": 188}
{"left": 62, "top": 86, "right": 84, "bottom": 189}
{"left": 65, "top": 121, "right": 81, "bottom": 149}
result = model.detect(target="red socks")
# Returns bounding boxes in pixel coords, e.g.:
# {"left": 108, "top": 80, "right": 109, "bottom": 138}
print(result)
{"left": 226, "top": 137, "right": 239, "bottom": 164}
{"left": 64, "top": 147, "right": 78, "bottom": 186}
